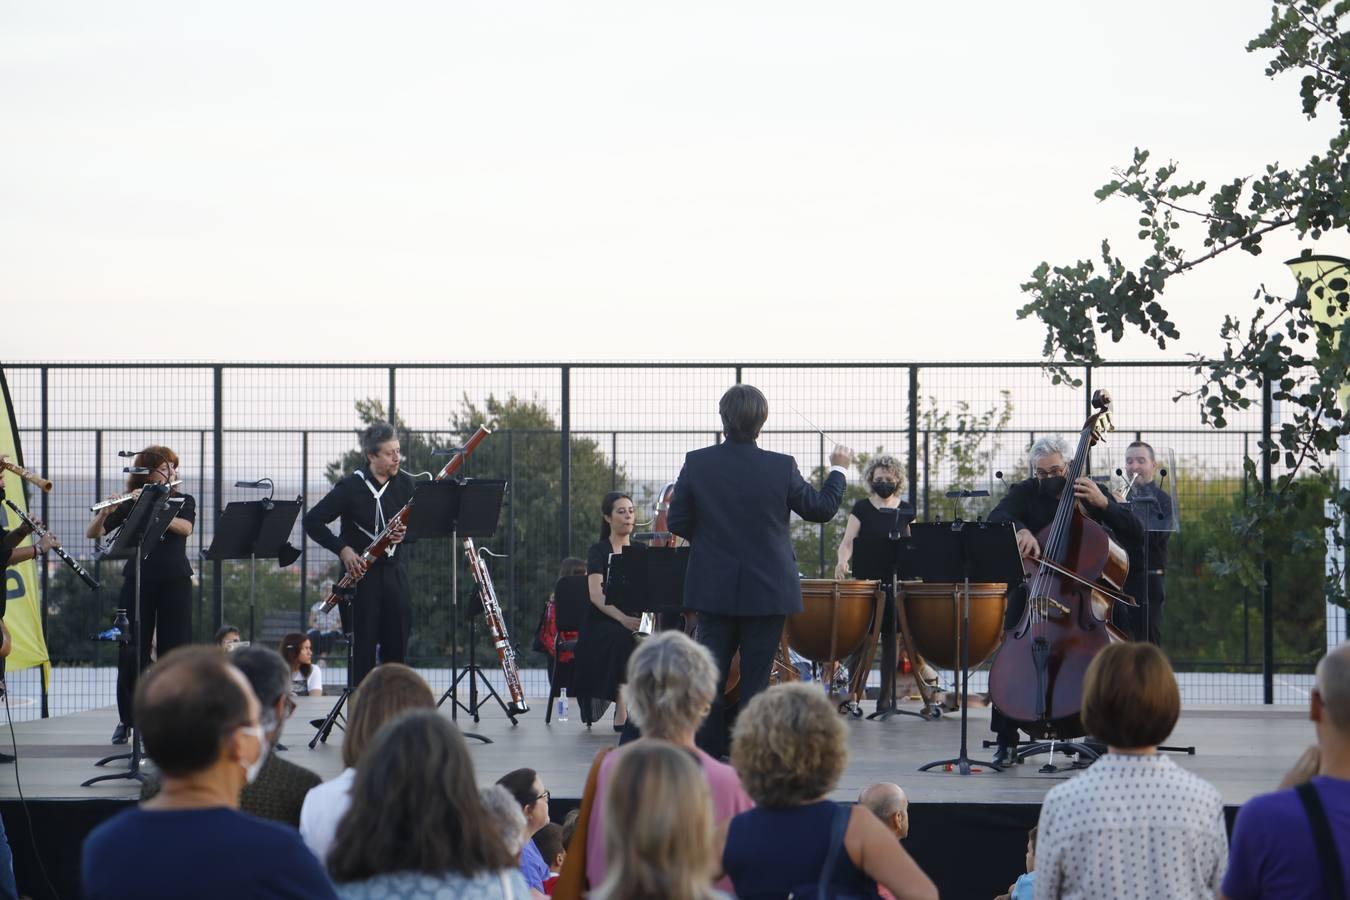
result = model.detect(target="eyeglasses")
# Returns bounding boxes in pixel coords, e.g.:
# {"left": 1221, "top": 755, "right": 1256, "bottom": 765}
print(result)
{"left": 532, "top": 790, "right": 551, "bottom": 804}
{"left": 1033, "top": 465, "right": 1066, "bottom": 480}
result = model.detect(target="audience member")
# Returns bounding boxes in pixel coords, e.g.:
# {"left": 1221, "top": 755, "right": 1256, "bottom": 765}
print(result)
{"left": 1222, "top": 641, "right": 1350, "bottom": 899}
{"left": 214, "top": 625, "right": 242, "bottom": 649}
{"left": 480, "top": 784, "right": 530, "bottom": 859}
{"left": 592, "top": 741, "right": 728, "bottom": 900}
{"left": 995, "top": 827, "right": 1036, "bottom": 900}
{"left": 1035, "top": 642, "right": 1226, "bottom": 899}
{"left": 327, "top": 711, "right": 526, "bottom": 899}
{"left": 498, "top": 768, "right": 554, "bottom": 894}
{"left": 299, "top": 663, "right": 435, "bottom": 864}
{"left": 560, "top": 808, "right": 581, "bottom": 851}
{"left": 586, "top": 631, "right": 752, "bottom": 893}
{"left": 721, "top": 683, "right": 937, "bottom": 900}
{"left": 860, "top": 782, "right": 911, "bottom": 900}
{"left": 81, "top": 646, "right": 335, "bottom": 900}
{"left": 534, "top": 823, "right": 565, "bottom": 895}
{"left": 141, "top": 646, "right": 320, "bottom": 827}
{"left": 280, "top": 631, "right": 323, "bottom": 696}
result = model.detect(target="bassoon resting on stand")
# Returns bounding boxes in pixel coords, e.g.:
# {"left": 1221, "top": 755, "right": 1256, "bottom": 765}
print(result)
{"left": 464, "top": 537, "right": 528, "bottom": 716}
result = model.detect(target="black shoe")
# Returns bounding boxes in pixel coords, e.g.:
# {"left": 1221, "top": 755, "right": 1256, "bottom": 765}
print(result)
{"left": 111, "top": 723, "right": 129, "bottom": 744}
{"left": 274, "top": 742, "right": 288, "bottom": 752}
{"left": 992, "top": 743, "right": 1019, "bottom": 767}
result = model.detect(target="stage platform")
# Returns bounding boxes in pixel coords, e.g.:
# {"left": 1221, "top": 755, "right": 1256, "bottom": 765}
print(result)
{"left": 0, "top": 697, "right": 1311, "bottom": 899}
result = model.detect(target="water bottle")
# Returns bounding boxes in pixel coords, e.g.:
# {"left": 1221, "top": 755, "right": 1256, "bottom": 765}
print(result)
{"left": 556, "top": 697, "right": 568, "bottom": 721}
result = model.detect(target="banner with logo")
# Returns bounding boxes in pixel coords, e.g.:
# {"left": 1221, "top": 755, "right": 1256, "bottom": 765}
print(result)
{"left": 0, "top": 367, "right": 52, "bottom": 681}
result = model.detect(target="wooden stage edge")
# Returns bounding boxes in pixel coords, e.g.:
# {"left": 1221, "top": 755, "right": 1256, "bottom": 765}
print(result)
{"left": 0, "top": 697, "right": 1311, "bottom": 808}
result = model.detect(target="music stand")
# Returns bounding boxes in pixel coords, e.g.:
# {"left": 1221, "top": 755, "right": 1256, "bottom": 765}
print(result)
{"left": 606, "top": 544, "right": 688, "bottom": 620}
{"left": 407, "top": 479, "right": 506, "bottom": 737}
{"left": 205, "top": 498, "right": 302, "bottom": 643}
{"left": 862, "top": 506, "right": 931, "bottom": 723}
{"left": 915, "top": 521, "right": 1024, "bottom": 776}
{"left": 83, "top": 485, "right": 179, "bottom": 787}
{"left": 308, "top": 584, "right": 355, "bottom": 749}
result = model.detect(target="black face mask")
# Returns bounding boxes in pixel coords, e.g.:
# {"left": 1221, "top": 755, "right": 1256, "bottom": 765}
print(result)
{"left": 1037, "top": 475, "right": 1067, "bottom": 498}
{"left": 872, "top": 481, "right": 898, "bottom": 499}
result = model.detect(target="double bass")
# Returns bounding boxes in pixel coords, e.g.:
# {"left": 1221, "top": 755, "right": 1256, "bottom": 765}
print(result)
{"left": 988, "top": 390, "right": 1132, "bottom": 739}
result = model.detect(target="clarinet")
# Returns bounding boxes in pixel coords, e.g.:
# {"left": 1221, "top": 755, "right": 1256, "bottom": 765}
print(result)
{"left": 320, "top": 425, "right": 491, "bottom": 612}
{"left": 464, "top": 537, "right": 529, "bottom": 716}
{"left": 4, "top": 500, "right": 100, "bottom": 590}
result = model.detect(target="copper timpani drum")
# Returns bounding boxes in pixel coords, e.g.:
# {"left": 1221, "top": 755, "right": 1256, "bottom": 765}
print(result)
{"left": 898, "top": 581, "right": 1007, "bottom": 671}
{"left": 782, "top": 579, "right": 884, "bottom": 705}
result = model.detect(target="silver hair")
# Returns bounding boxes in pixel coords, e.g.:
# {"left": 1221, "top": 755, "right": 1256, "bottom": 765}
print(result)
{"left": 858, "top": 782, "right": 907, "bottom": 821}
{"left": 1029, "top": 436, "right": 1072, "bottom": 468}
{"left": 1317, "top": 643, "right": 1350, "bottom": 732}
{"left": 863, "top": 455, "right": 905, "bottom": 489}
{"left": 360, "top": 421, "right": 397, "bottom": 457}
{"left": 479, "top": 784, "right": 527, "bottom": 856}
{"left": 623, "top": 631, "right": 718, "bottom": 740}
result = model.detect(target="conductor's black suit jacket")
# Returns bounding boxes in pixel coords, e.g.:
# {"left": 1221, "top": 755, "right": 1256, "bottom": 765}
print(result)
{"left": 666, "top": 440, "right": 846, "bottom": 617}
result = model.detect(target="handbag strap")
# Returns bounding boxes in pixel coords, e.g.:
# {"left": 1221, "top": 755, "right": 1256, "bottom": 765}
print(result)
{"left": 815, "top": 804, "right": 852, "bottom": 899}
{"left": 1297, "top": 782, "right": 1346, "bottom": 900}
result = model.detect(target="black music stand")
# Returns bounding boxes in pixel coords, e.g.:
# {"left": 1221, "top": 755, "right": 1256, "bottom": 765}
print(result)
{"left": 915, "top": 521, "right": 1023, "bottom": 776}
{"left": 863, "top": 506, "right": 930, "bottom": 723}
{"left": 83, "top": 485, "right": 179, "bottom": 787}
{"left": 308, "top": 584, "right": 355, "bottom": 749}
{"left": 205, "top": 498, "right": 302, "bottom": 643}
{"left": 408, "top": 480, "right": 508, "bottom": 736}
{"left": 606, "top": 543, "right": 688, "bottom": 622}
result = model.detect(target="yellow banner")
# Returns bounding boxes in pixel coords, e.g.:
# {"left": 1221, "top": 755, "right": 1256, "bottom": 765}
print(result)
{"left": 0, "top": 368, "right": 52, "bottom": 676}
{"left": 1289, "top": 254, "right": 1350, "bottom": 408}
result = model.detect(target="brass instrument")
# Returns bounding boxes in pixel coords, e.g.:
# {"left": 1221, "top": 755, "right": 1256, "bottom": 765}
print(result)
{"left": 90, "top": 480, "right": 182, "bottom": 512}
{"left": 464, "top": 538, "right": 529, "bottom": 717}
{"left": 1116, "top": 471, "right": 1139, "bottom": 501}
{"left": 0, "top": 456, "right": 52, "bottom": 493}
{"left": 4, "top": 500, "right": 99, "bottom": 589}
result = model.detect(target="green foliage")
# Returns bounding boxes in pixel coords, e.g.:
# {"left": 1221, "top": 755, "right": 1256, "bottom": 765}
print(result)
{"left": 1016, "top": 0, "right": 1350, "bottom": 605}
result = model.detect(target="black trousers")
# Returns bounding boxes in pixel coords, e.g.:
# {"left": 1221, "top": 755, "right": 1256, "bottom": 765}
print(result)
{"left": 694, "top": 612, "right": 785, "bottom": 759}
{"left": 1134, "top": 573, "right": 1165, "bottom": 646}
{"left": 351, "top": 563, "right": 411, "bottom": 687}
{"left": 116, "top": 575, "right": 193, "bottom": 726}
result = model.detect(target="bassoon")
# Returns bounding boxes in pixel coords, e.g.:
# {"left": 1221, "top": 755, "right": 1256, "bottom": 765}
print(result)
{"left": 464, "top": 537, "right": 529, "bottom": 716}
{"left": 319, "top": 425, "right": 490, "bottom": 612}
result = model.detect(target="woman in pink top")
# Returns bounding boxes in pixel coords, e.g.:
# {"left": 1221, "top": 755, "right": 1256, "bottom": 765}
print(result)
{"left": 585, "top": 630, "right": 752, "bottom": 893}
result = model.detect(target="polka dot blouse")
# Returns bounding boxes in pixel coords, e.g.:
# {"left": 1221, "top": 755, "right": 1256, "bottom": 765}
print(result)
{"left": 1034, "top": 753, "right": 1227, "bottom": 900}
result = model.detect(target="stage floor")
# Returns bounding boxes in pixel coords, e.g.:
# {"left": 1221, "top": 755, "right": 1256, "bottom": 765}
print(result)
{"left": 0, "top": 694, "right": 1312, "bottom": 806}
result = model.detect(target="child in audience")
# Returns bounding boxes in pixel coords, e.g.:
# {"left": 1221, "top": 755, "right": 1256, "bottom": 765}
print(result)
{"left": 995, "top": 826, "right": 1036, "bottom": 900}
{"left": 534, "top": 823, "right": 565, "bottom": 895}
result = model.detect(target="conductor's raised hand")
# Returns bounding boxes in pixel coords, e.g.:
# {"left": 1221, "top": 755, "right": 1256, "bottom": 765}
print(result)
{"left": 339, "top": 546, "right": 368, "bottom": 579}
{"left": 1015, "top": 527, "right": 1041, "bottom": 560}
{"left": 829, "top": 445, "right": 854, "bottom": 468}
{"left": 1072, "top": 476, "right": 1108, "bottom": 510}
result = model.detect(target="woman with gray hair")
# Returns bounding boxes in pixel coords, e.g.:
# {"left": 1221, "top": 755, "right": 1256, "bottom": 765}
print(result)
{"left": 584, "top": 631, "right": 752, "bottom": 893}
{"left": 833, "top": 454, "right": 935, "bottom": 709}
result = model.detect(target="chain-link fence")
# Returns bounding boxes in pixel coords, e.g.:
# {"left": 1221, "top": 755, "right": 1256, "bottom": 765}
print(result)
{"left": 0, "top": 361, "right": 1338, "bottom": 720}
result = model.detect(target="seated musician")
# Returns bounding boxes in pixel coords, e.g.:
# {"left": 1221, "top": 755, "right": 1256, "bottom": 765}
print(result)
{"left": 986, "top": 436, "right": 1144, "bottom": 767}
{"left": 834, "top": 455, "right": 936, "bottom": 710}
{"left": 571, "top": 492, "right": 644, "bottom": 731}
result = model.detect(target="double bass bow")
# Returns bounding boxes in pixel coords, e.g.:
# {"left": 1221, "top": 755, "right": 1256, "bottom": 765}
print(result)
{"left": 988, "top": 390, "right": 1132, "bottom": 738}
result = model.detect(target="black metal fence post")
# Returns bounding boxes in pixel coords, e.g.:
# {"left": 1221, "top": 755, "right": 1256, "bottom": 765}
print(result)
{"left": 560, "top": 367, "right": 571, "bottom": 560}
{"left": 39, "top": 367, "right": 49, "bottom": 718}
{"left": 1262, "top": 375, "right": 1274, "bottom": 704}
{"left": 213, "top": 366, "right": 224, "bottom": 630}
{"left": 908, "top": 366, "right": 919, "bottom": 512}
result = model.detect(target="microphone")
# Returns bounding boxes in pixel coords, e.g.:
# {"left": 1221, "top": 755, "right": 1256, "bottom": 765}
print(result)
{"left": 1115, "top": 467, "right": 1124, "bottom": 476}
{"left": 117, "top": 450, "right": 138, "bottom": 458}
{"left": 122, "top": 467, "right": 150, "bottom": 474}
{"left": 1159, "top": 467, "right": 1168, "bottom": 479}
{"left": 234, "top": 479, "right": 273, "bottom": 489}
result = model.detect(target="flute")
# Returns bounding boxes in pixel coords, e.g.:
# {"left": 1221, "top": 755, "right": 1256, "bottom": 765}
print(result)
{"left": 90, "top": 480, "right": 182, "bottom": 513}
{"left": 0, "top": 457, "right": 52, "bottom": 493}
{"left": 4, "top": 500, "right": 100, "bottom": 590}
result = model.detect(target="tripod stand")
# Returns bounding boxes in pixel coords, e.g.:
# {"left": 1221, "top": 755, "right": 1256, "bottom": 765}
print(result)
{"left": 446, "top": 593, "right": 520, "bottom": 726}
{"left": 309, "top": 587, "right": 356, "bottom": 748}
{"left": 84, "top": 485, "right": 178, "bottom": 787}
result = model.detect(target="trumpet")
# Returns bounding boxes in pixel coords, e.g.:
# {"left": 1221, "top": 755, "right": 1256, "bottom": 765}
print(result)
{"left": 0, "top": 456, "right": 52, "bottom": 493}
{"left": 1115, "top": 470, "right": 1140, "bottom": 500}
{"left": 90, "top": 480, "right": 182, "bottom": 512}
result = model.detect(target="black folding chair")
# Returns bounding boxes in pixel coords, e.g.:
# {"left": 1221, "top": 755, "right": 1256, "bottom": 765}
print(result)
{"left": 545, "top": 575, "right": 590, "bottom": 724}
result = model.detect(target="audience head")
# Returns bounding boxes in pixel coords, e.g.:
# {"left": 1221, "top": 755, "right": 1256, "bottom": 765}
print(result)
{"left": 624, "top": 630, "right": 718, "bottom": 741}
{"left": 341, "top": 663, "right": 435, "bottom": 768}
{"left": 561, "top": 808, "right": 581, "bottom": 849}
{"left": 534, "top": 823, "right": 565, "bottom": 872}
{"left": 558, "top": 556, "right": 587, "bottom": 579}
{"left": 497, "top": 768, "right": 551, "bottom": 838}
{"left": 859, "top": 782, "right": 909, "bottom": 840}
{"left": 328, "top": 710, "right": 513, "bottom": 882}
{"left": 229, "top": 645, "right": 293, "bottom": 745}
{"left": 1026, "top": 825, "right": 1038, "bottom": 873}
{"left": 214, "top": 625, "right": 242, "bottom": 649}
{"left": 480, "top": 784, "right": 528, "bottom": 859}
{"left": 279, "top": 632, "right": 313, "bottom": 677}
{"left": 134, "top": 646, "right": 264, "bottom": 792}
{"left": 719, "top": 384, "right": 769, "bottom": 442}
{"left": 1314, "top": 641, "right": 1350, "bottom": 743}
{"left": 732, "top": 683, "right": 848, "bottom": 808}
{"left": 593, "top": 741, "right": 716, "bottom": 900}
{"left": 1081, "top": 642, "right": 1181, "bottom": 750}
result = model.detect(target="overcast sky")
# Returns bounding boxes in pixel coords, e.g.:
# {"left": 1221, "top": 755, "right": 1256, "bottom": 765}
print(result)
{"left": 2, "top": 1, "right": 1342, "bottom": 363}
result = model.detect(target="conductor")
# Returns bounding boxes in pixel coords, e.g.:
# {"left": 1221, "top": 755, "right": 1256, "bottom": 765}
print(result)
{"left": 668, "top": 385, "right": 852, "bottom": 756}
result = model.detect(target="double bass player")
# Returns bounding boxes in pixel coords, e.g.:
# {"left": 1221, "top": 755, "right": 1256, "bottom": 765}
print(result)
{"left": 987, "top": 435, "right": 1144, "bottom": 767}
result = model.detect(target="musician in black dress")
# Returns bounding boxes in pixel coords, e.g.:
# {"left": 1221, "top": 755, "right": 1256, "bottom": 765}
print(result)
{"left": 986, "top": 436, "right": 1144, "bottom": 766}
{"left": 833, "top": 454, "right": 927, "bottom": 710}
{"left": 303, "top": 422, "right": 412, "bottom": 687}
{"left": 86, "top": 446, "right": 195, "bottom": 744}
{"left": 571, "top": 491, "right": 643, "bottom": 731}
{"left": 1118, "top": 440, "right": 1173, "bottom": 646}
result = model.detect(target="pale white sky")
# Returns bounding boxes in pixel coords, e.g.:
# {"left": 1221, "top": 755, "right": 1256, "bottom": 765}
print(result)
{"left": 2, "top": 1, "right": 1341, "bottom": 363}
